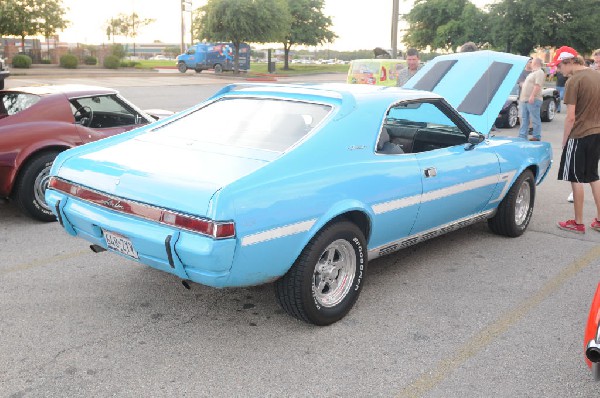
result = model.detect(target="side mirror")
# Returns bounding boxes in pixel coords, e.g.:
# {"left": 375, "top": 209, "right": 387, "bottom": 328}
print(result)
{"left": 465, "top": 132, "right": 485, "bottom": 150}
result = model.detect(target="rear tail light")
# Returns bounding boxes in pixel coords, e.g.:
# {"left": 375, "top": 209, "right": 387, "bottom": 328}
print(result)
{"left": 48, "top": 177, "right": 235, "bottom": 239}
{"left": 161, "top": 211, "right": 235, "bottom": 238}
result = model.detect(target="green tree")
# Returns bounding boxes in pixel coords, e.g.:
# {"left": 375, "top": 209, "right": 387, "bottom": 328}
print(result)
{"left": 38, "top": 0, "right": 69, "bottom": 58}
{"left": 488, "top": 0, "right": 600, "bottom": 55}
{"left": 195, "top": 0, "right": 290, "bottom": 73}
{"left": 107, "top": 12, "right": 155, "bottom": 56}
{"left": 105, "top": 17, "right": 121, "bottom": 44}
{"left": 403, "top": 0, "right": 488, "bottom": 52}
{"left": 0, "top": 0, "right": 68, "bottom": 52}
{"left": 281, "top": 0, "right": 336, "bottom": 70}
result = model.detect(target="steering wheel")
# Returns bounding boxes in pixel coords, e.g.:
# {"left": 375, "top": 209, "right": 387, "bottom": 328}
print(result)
{"left": 74, "top": 106, "right": 94, "bottom": 127}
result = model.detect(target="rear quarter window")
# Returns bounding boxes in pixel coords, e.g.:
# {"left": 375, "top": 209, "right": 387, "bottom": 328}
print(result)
{"left": 0, "top": 93, "right": 41, "bottom": 117}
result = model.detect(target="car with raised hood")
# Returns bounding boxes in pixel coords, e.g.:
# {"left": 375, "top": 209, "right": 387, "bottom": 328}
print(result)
{"left": 0, "top": 84, "right": 172, "bottom": 221}
{"left": 46, "top": 51, "right": 552, "bottom": 325}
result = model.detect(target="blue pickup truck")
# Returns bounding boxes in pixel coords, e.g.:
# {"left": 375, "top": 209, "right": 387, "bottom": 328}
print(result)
{"left": 176, "top": 43, "right": 250, "bottom": 74}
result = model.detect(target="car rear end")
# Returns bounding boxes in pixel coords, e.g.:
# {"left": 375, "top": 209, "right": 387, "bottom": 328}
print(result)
{"left": 47, "top": 177, "right": 237, "bottom": 287}
{"left": 46, "top": 88, "right": 335, "bottom": 287}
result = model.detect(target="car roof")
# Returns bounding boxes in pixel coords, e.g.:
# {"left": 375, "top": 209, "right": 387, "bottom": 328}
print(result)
{"left": 211, "top": 82, "right": 443, "bottom": 108}
{"left": 2, "top": 84, "right": 118, "bottom": 98}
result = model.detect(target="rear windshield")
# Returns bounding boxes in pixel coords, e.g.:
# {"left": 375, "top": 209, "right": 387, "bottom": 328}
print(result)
{"left": 0, "top": 93, "right": 41, "bottom": 118}
{"left": 150, "top": 98, "right": 332, "bottom": 152}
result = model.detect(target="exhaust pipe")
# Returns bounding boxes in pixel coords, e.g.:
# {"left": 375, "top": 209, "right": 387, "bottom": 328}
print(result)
{"left": 90, "top": 244, "right": 107, "bottom": 253}
{"left": 586, "top": 340, "right": 600, "bottom": 363}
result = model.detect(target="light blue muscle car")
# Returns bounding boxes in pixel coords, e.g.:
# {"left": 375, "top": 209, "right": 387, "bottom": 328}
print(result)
{"left": 46, "top": 51, "right": 552, "bottom": 325}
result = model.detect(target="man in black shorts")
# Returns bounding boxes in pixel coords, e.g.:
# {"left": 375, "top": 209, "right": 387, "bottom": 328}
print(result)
{"left": 551, "top": 47, "right": 600, "bottom": 233}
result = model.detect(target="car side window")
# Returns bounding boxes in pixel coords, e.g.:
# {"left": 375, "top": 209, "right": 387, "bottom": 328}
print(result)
{"left": 377, "top": 100, "right": 468, "bottom": 155}
{"left": 70, "top": 95, "right": 145, "bottom": 128}
{"left": 0, "top": 93, "right": 40, "bottom": 117}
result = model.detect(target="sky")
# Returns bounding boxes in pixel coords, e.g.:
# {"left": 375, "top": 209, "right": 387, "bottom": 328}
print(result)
{"left": 56, "top": 0, "right": 492, "bottom": 51}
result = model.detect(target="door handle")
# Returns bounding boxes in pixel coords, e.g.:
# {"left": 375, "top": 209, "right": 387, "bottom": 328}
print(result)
{"left": 424, "top": 167, "right": 437, "bottom": 178}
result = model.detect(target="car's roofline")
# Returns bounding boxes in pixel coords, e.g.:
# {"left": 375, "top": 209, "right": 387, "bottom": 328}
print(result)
{"left": 3, "top": 84, "right": 118, "bottom": 98}
{"left": 211, "top": 83, "right": 442, "bottom": 106}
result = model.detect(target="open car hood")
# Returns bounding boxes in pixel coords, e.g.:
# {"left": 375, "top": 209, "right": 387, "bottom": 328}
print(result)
{"left": 403, "top": 50, "right": 528, "bottom": 135}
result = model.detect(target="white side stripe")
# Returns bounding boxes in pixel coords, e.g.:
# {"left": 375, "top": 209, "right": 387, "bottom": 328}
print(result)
{"left": 373, "top": 172, "right": 516, "bottom": 215}
{"left": 373, "top": 195, "right": 421, "bottom": 215}
{"left": 489, "top": 171, "right": 518, "bottom": 203}
{"left": 242, "top": 219, "right": 317, "bottom": 246}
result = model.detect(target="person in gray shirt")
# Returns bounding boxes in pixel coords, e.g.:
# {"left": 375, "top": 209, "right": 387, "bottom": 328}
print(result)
{"left": 396, "top": 48, "right": 422, "bottom": 87}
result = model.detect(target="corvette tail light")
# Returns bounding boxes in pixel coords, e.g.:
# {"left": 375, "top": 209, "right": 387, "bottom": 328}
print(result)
{"left": 48, "top": 177, "right": 235, "bottom": 239}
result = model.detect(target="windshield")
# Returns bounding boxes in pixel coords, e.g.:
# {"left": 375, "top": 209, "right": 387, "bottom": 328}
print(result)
{"left": 149, "top": 98, "right": 332, "bottom": 152}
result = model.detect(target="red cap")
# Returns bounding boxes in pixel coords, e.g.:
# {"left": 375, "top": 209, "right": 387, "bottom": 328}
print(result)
{"left": 548, "top": 46, "right": 579, "bottom": 67}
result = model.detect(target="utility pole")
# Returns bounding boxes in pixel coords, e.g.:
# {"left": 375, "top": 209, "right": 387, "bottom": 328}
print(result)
{"left": 181, "top": 0, "right": 192, "bottom": 53}
{"left": 391, "top": 0, "right": 399, "bottom": 58}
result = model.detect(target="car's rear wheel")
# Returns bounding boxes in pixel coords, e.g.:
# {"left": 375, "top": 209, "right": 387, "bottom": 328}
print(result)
{"left": 14, "top": 151, "right": 59, "bottom": 222}
{"left": 541, "top": 98, "right": 556, "bottom": 122}
{"left": 488, "top": 169, "right": 535, "bottom": 237}
{"left": 214, "top": 63, "right": 223, "bottom": 74}
{"left": 275, "top": 220, "right": 367, "bottom": 326}
{"left": 177, "top": 62, "right": 187, "bottom": 73}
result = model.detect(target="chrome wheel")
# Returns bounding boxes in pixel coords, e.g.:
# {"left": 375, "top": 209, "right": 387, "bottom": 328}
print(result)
{"left": 507, "top": 104, "right": 519, "bottom": 128}
{"left": 312, "top": 239, "right": 356, "bottom": 308}
{"left": 33, "top": 163, "right": 52, "bottom": 212}
{"left": 515, "top": 179, "right": 531, "bottom": 226}
{"left": 546, "top": 100, "right": 556, "bottom": 121}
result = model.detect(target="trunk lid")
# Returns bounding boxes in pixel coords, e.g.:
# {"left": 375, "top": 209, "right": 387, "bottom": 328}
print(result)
{"left": 56, "top": 132, "right": 277, "bottom": 216}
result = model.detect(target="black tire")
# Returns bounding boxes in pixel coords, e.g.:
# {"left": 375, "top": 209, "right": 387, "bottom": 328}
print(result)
{"left": 274, "top": 220, "right": 367, "bottom": 326}
{"left": 177, "top": 62, "right": 187, "bottom": 73}
{"left": 194, "top": 69, "right": 202, "bottom": 73}
{"left": 14, "top": 151, "right": 59, "bottom": 222}
{"left": 488, "top": 169, "right": 535, "bottom": 237}
{"left": 541, "top": 98, "right": 556, "bottom": 122}
{"left": 499, "top": 103, "right": 519, "bottom": 128}
{"left": 0, "top": 79, "right": 4, "bottom": 90}
{"left": 214, "top": 63, "right": 223, "bottom": 74}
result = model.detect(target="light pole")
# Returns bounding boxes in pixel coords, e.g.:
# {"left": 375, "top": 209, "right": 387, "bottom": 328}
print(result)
{"left": 391, "top": 0, "right": 399, "bottom": 58}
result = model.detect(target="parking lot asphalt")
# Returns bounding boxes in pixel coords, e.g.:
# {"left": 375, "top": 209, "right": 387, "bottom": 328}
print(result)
{"left": 1, "top": 74, "right": 600, "bottom": 397}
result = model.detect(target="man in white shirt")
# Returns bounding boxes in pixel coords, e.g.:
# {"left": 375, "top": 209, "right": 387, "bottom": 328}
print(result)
{"left": 518, "top": 58, "right": 545, "bottom": 141}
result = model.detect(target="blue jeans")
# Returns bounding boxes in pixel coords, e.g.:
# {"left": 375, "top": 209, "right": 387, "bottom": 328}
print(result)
{"left": 519, "top": 100, "right": 542, "bottom": 140}
{"left": 556, "top": 86, "right": 565, "bottom": 112}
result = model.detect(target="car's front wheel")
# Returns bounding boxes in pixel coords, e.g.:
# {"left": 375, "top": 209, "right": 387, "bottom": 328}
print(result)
{"left": 488, "top": 169, "right": 535, "bottom": 237}
{"left": 275, "top": 220, "right": 367, "bottom": 326}
{"left": 214, "top": 63, "right": 223, "bottom": 74}
{"left": 541, "top": 98, "right": 556, "bottom": 122}
{"left": 177, "top": 62, "right": 187, "bottom": 73}
{"left": 14, "top": 151, "right": 59, "bottom": 222}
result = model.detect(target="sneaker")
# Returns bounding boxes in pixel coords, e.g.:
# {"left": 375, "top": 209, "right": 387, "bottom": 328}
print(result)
{"left": 591, "top": 219, "right": 600, "bottom": 232}
{"left": 567, "top": 192, "right": 574, "bottom": 203}
{"left": 557, "top": 219, "right": 585, "bottom": 234}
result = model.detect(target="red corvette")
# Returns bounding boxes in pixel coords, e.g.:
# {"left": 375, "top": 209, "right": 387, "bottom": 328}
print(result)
{"left": 585, "top": 283, "right": 600, "bottom": 380}
{"left": 0, "top": 85, "right": 167, "bottom": 221}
